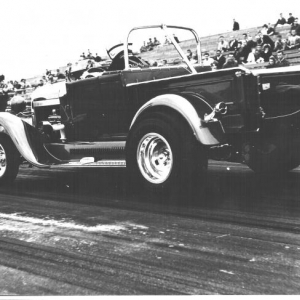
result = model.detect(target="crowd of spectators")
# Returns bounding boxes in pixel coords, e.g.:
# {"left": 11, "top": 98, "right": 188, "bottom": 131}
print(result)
{"left": 0, "top": 67, "right": 68, "bottom": 99}
{"left": 0, "top": 75, "right": 32, "bottom": 95}
{"left": 140, "top": 37, "right": 161, "bottom": 52}
{"left": 196, "top": 13, "right": 300, "bottom": 70}
{"left": 79, "top": 49, "right": 101, "bottom": 62}
{"left": 2, "top": 12, "right": 300, "bottom": 101}
{"left": 140, "top": 34, "right": 180, "bottom": 53}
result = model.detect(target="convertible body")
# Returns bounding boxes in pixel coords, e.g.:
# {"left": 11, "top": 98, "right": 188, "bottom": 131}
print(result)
{"left": 1, "top": 25, "right": 300, "bottom": 195}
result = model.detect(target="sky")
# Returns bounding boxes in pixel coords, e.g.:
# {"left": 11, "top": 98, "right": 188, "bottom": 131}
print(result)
{"left": 0, "top": 0, "right": 299, "bottom": 81}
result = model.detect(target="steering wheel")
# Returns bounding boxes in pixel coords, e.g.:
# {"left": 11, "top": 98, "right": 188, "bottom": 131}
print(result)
{"left": 108, "top": 50, "right": 149, "bottom": 71}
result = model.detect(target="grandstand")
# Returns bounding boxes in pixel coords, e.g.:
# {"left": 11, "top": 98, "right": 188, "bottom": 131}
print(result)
{"left": 3, "top": 23, "right": 300, "bottom": 116}
{"left": 140, "top": 24, "right": 300, "bottom": 68}
{"left": 26, "top": 24, "right": 300, "bottom": 85}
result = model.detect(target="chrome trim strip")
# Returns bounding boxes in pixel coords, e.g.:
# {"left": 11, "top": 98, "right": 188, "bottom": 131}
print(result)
{"left": 33, "top": 99, "right": 60, "bottom": 107}
{"left": 57, "top": 160, "right": 126, "bottom": 167}
{"left": 126, "top": 67, "right": 243, "bottom": 87}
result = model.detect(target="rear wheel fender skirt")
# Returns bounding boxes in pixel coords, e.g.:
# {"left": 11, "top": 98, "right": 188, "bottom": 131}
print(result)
{"left": 130, "top": 94, "right": 224, "bottom": 145}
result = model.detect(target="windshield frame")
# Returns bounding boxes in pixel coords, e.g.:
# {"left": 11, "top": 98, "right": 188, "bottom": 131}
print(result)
{"left": 124, "top": 24, "right": 201, "bottom": 73}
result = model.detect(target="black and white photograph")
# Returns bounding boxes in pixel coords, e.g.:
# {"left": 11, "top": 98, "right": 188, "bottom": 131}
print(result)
{"left": 0, "top": 0, "right": 300, "bottom": 295}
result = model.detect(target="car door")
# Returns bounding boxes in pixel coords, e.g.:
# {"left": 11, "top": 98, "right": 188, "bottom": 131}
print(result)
{"left": 62, "top": 72, "right": 126, "bottom": 141}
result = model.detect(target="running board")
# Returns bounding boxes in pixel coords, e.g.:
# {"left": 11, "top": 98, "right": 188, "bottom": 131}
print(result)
{"left": 44, "top": 141, "right": 126, "bottom": 161}
{"left": 55, "top": 159, "right": 126, "bottom": 168}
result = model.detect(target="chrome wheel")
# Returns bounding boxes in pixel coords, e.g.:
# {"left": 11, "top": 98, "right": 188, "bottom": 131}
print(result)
{"left": 137, "top": 133, "right": 173, "bottom": 184}
{"left": 0, "top": 144, "right": 7, "bottom": 177}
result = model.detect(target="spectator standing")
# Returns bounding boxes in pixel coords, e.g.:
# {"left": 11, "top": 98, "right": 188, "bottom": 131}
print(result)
{"left": 65, "top": 63, "right": 72, "bottom": 82}
{"left": 256, "top": 31, "right": 274, "bottom": 51}
{"left": 286, "top": 29, "right": 300, "bottom": 49}
{"left": 262, "top": 24, "right": 275, "bottom": 36}
{"left": 261, "top": 24, "right": 269, "bottom": 35}
{"left": 80, "top": 52, "right": 86, "bottom": 59}
{"left": 228, "top": 36, "right": 238, "bottom": 51}
{"left": 213, "top": 50, "right": 226, "bottom": 69}
{"left": 274, "top": 35, "right": 286, "bottom": 51}
{"left": 276, "top": 50, "right": 290, "bottom": 67}
{"left": 274, "top": 13, "right": 287, "bottom": 28}
{"left": 267, "top": 23, "right": 275, "bottom": 36}
{"left": 240, "top": 36, "right": 257, "bottom": 63}
{"left": 87, "top": 49, "right": 92, "bottom": 58}
{"left": 291, "top": 18, "right": 300, "bottom": 36}
{"left": 217, "top": 36, "right": 229, "bottom": 52}
{"left": 233, "top": 19, "right": 240, "bottom": 31}
{"left": 202, "top": 52, "right": 214, "bottom": 66}
{"left": 287, "top": 13, "right": 295, "bottom": 25}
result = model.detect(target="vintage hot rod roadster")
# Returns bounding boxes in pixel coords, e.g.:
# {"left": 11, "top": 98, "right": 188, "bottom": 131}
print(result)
{"left": 1, "top": 25, "right": 300, "bottom": 195}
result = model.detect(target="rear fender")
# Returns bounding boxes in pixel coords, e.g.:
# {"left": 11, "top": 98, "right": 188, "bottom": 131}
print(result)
{"left": 130, "top": 94, "right": 225, "bottom": 145}
{"left": 0, "top": 112, "right": 52, "bottom": 168}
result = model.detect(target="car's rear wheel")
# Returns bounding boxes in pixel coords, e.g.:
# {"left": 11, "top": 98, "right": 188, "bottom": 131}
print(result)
{"left": 0, "top": 135, "right": 20, "bottom": 185}
{"left": 243, "top": 138, "right": 300, "bottom": 174}
{"left": 126, "top": 114, "right": 207, "bottom": 198}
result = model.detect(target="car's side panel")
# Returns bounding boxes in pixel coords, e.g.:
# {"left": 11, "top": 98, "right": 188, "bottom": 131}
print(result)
{"left": 59, "top": 68, "right": 258, "bottom": 146}
{"left": 124, "top": 68, "right": 251, "bottom": 137}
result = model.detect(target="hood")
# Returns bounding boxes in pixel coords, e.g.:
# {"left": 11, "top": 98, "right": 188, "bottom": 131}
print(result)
{"left": 31, "top": 81, "right": 67, "bottom": 101}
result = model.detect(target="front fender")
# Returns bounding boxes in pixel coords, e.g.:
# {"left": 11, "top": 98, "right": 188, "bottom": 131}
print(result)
{"left": 0, "top": 112, "right": 51, "bottom": 168}
{"left": 130, "top": 94, "right": 225, "bottom": 145}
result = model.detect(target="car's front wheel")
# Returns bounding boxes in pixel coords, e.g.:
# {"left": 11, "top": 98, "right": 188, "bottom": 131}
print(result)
{"left": 126, "top": 114, "right": 207, "bottom": 197}
{"left": 0, "top": 135, "right": 20, "bottom": 185}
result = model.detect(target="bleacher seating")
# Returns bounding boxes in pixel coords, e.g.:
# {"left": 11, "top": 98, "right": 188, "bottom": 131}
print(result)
{"left": 25, "top": 24, "right": 300, "bottom": 84}
{"left": 139, "top": 24, "right": 300, "bottom": 69}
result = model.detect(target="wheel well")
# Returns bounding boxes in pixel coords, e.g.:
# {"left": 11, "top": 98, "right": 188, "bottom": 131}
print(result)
{"left": 0, "top": 132, "right": 18, "bottom": 148}
{"left": 130, "top": 106, "right": 197, "bottom": 141}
